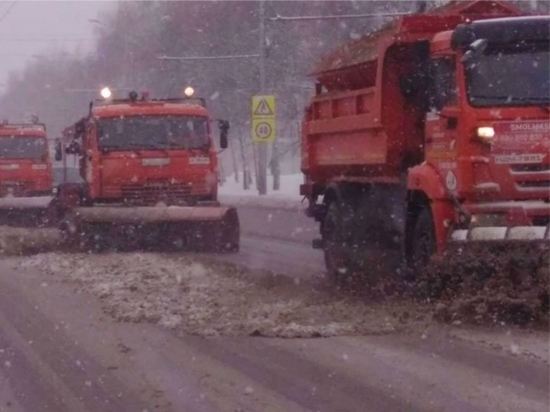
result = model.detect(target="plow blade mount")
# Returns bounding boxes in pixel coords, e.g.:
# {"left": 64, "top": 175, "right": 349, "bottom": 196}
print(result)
{"left": 60, "top": 205, "right": 240, "bottom": 253}
{"left": 0, "top": 196, "right": 55, "bottom": 228}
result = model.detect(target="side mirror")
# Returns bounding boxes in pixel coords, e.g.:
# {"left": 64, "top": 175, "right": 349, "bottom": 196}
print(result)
{"left": 65, "top": 141, "right": 81, "bottom": 155}
{"left": 54, "top": 142, "right": 63, "bottom": 161}
{"left": 461, "top": 39, "right": 488, "bottom": 63}
{"left": 218, "top": 120, "right": 229, "bottom": 149}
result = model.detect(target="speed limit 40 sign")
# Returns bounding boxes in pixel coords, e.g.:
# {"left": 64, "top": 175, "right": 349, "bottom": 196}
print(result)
{"left": 251, "top": 95, "right": 276, "bottom": 143}
{"left": 252, "top": 118, "right": 275, "bottom": 142}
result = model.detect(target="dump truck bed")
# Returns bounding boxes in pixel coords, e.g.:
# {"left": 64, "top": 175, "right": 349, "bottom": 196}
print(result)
{"left": 302, "top": 1, "right": 525, "bottom": 187}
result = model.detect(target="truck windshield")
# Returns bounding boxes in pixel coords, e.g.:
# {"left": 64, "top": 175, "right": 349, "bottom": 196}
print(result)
{"left": 465, "top": 43, "right": 549, "bottom": 107}
{"left": 97, "top": 115, "right": 209, "bottom": 151}
{"left": 0, "top": 136, "right": 48, "bottom": 159}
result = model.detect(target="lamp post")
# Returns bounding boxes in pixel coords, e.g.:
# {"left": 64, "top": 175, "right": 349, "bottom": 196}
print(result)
{"left": 89, "top": 18, "right": 132, "bottom": 89}
{"left": 257, "top": 0, "right": 269, "bottom": 195}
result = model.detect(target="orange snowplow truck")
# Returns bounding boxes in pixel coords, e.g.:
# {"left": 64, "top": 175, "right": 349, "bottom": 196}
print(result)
{"left": 0, "top": 120, "right": 54, "bottom": 227}
{"left": 53, "top": 88, "right": 239, "bottom": 252}
{"left": 301, "top": 1, "right": 549, "bottom": 283}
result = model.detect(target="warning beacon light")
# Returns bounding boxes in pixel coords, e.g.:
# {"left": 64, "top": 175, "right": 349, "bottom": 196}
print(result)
{"left": 100, "top": 87, "right": 112, "bottom": 99}
{"left": 184, "top": 87, "right": 195, "bottom": 98}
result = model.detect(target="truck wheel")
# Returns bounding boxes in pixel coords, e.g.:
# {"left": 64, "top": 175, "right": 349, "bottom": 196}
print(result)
{"left": 322, "top": 201, "right": 351, "bottom": 286}
{"left": 409, "top": 206, "right": 436, "bottom": 277}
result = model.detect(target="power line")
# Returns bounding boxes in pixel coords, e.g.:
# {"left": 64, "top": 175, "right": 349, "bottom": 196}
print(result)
{"left": 268, "top": 11, "right": 410, "bottom": 22}
{"left": 158, "top": 53, "right": 261, "bottom": 61}
{"left": 0, "top": 38, "right": 94, "bottom": 42}
{"left": 0, "top": 1, "right": 17, "bottom": 25}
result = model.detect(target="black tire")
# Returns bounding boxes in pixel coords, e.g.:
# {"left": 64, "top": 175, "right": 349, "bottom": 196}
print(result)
{"left": 409, "top": 206, "right": 436, "bottom": 277}
{"left": 322, "top": 201, "right": 352, "bottom": 286}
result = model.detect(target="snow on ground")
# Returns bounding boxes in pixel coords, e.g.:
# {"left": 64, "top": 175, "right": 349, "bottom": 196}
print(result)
{"left": 218, "top": 174, "right": 305, "bottom": 210}
{"left": 0, "top": 226, "right": 59, "bottom": 256}
{"left": 14, "top": 252, "right": 424, "bottom": 338}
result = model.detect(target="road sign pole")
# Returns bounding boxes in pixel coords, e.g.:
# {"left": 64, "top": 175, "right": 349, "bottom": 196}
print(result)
{"left": 257, "top": 0, "right": 268, "bottom": 195}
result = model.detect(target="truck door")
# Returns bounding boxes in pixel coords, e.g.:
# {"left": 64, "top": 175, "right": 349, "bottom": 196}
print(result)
{"left": 424, "top": 58, "right": 460, "bottom": 193}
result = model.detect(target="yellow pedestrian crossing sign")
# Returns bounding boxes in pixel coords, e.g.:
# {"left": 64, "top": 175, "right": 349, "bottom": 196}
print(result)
{"left": 252, "top": 95, "right": 275, "bottom": 118}
{"left": 252, "top": 95, "right": 276, "bottom": 143}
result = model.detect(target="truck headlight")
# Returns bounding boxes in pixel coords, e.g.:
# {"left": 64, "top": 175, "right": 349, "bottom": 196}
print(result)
{"left": 476, "top": 127, "right": 495, "bottom": 143}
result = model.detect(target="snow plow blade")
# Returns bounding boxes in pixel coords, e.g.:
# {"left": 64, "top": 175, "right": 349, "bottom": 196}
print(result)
{"left": 450, "top": 225, "right": 550, "bottom": 243}
{"left": 60, "top": 205, "right": 240, "bottom": 253}
{"left": 0, "top": 196, "right": 56, "bottom": 228}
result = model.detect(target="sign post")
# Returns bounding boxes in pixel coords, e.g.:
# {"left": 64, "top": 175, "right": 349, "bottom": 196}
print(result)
{"left": 251, "top": 94, "right": 276, "bottom": 194}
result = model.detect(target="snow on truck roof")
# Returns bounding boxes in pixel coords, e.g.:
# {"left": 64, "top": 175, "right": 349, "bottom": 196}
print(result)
{"left": 310, "top": 0, "right": 523, "bottom": 79}
{"left": 0, "top": 123, "right": 47, "bottom": 136}
{"left": 90, "top": 96, "right": 209, "bottom": 118}
{"left": 91, "top": 102, "right": 209, "bottom": 119}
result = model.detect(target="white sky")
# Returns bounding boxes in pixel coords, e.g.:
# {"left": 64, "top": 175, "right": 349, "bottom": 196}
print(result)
{"left": 0, "top": 1, "right": 114, "bottom": 86}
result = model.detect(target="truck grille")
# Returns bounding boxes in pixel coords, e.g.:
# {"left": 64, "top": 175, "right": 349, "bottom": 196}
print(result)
{"left": 510, "top": 164, "right": 550, "bottom": 191}
{"left": 116, "top": 182, "right": 209, "bottom": 205}
{"left": 511, "top": 164, "right": 549, "bottom": 173}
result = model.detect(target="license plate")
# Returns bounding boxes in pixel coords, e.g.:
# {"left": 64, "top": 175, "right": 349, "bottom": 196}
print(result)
{"left": 189, "top": 157, "right": 210, "bottom": 165}
{"left": 142, "top": 158, "right": 170, "bottom": 167}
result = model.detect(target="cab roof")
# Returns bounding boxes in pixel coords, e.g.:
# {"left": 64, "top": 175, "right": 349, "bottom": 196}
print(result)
{"left": 91, "top": 101, "right": 209, "bottom": 119}
{"left": 0, "top": 123, "right": 47, "bottom": 137}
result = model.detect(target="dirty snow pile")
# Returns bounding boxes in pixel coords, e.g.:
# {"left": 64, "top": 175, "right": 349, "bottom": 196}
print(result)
{"left": 0, "top": 226, "right": 60, "bottom": 256}
{"left": 15, "top": 252, "right": 420, "bottom": 338}
{"left": 414, "top": 246, "right": 550, "bottom": 327}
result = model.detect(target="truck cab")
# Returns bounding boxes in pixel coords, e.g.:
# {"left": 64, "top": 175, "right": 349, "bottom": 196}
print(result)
{"left": 407, "top": 15, "right": 549, "bottom": 250}
{"left": 56, "top": 89, "right": 229, "bottom": 208}
{"left": 0, "top": 121, "right": 52, "bottom": 198}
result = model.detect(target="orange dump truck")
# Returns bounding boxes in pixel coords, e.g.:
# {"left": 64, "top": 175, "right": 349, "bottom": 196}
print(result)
{"left": 300, "top": 1, "right": 549, "bottom": 284}
{"left": 0, "top": 121, "right": 54, "bottom": 227}
{"left": 52, "top": 88, "right": 239, "bottom": 252}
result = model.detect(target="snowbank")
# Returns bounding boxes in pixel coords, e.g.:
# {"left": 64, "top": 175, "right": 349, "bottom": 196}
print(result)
{"left": 16, "top": 252, "right": 416, "bottom": 338}
{"left": 219, "top": 173, "right": 305, "bottom": 210}
{"left": 0, "top": 226, "right": 59, "bottom": 256}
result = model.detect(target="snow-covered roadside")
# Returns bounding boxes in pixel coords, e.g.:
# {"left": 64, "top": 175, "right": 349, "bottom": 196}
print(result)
{"left": 0, "top": 226, "right": 59, "bottom": 255}
{"left": 14, "top": 252, "right": 421, "bottom": 338}
{"left": 219, "top": 173, "right": 305, "bottom": 210}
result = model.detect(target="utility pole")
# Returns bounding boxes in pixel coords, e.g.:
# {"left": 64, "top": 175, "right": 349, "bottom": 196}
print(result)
{"left": 257, "top": 0, "right": 268, "bottom": 195}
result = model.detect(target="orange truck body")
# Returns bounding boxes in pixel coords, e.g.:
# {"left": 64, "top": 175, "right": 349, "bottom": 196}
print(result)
{"left": 300, "top": 1, "right": 549, "bottom": 274}
{"left": 53, "top": 92, "right": 239, "bottom": 251}
{"left": 0, "top": 123, "right": 52, "bottom": 197}
{"left": 58, "top": 101, "right": 219, "bottom": 206}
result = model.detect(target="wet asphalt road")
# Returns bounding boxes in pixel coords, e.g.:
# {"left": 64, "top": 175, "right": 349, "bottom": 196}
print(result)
{"left": 0, "top": 204, "right": 548, "bottom": 412}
